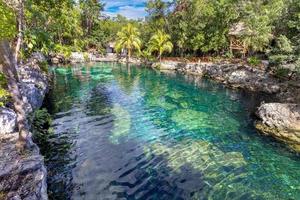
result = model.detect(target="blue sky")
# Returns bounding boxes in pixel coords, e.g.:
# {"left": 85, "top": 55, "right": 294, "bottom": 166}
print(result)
{"left": 102, "top": 0, "right": 148, "bottom": 19}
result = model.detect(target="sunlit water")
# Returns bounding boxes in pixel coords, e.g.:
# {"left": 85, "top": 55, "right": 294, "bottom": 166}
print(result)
{"left": 41, "top": 62, "right": 300, "bottom": 200}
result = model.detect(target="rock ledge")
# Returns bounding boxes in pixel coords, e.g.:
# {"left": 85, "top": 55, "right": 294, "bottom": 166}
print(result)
{"left": 255, "top": 103, "right": 300, "bottom": 151}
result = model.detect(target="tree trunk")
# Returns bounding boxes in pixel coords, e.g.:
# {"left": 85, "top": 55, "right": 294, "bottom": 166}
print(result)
{"left": 0, "top": 40, "right": 31, "bottom": 149}
{"left": 127, "top": 49, "right": 131, "bottom": 63}
{"left": 15, "top": 0, "right": 25, "bottom": 62}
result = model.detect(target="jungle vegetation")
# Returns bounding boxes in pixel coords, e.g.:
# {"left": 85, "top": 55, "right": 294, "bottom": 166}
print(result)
{"left": 0, "top": 0, "right": 298, "bottom": 63}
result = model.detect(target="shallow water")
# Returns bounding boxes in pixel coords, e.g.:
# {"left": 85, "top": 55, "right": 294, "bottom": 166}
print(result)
{"left": 42, "top": 62, "right": 300, "bottom": 200}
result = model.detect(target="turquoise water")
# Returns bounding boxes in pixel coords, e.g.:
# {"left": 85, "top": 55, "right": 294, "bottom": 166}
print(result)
{"left": 43, "top": 62, "right": 300, "bottom": 199}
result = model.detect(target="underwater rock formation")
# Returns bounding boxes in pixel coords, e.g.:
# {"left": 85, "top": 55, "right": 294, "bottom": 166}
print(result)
{"left": 144, "top": 140, "right": 275, "bottom": 199}
{"left": 109, "top": 104, "right": 131, "bottom": 144}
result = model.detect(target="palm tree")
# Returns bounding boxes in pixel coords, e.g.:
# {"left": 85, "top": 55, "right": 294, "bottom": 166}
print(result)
{"left": 115, "top": 23, "right": 141, "bottom": 62}
{"left": 148, "top": 30, "right": 173, "bottom": 63}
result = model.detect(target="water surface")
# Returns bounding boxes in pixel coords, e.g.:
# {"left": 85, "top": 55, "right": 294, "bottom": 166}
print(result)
{"left": 42, "top": 62, "right": 300, "bottom": 199}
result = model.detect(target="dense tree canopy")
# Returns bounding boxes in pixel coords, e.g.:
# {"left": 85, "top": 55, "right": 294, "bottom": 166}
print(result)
{"left": 0, "top": 0, "right": 298, "bottom": 67}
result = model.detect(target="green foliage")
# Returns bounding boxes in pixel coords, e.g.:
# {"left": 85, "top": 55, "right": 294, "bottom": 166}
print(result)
{"left": 0, "top": 1, "right": 16, "bottom": 39}
{"left": 1, "top": 0, "right": 299, "bottom": 62}
{"left": 0, "top": 73, "right": 10, "bottom": 107}
{"left": 148, "top": 30, "right": 173, "bottom": 61}
{"left": 38, "top": 61, "right": 49, "bottom": 73}
{"left": 274, "top": 67, "right": 290, "bottom": 79}
{"left": 32, "top": 108, "right": 53, "bottom": 145}
{"left": 247, "top": 57, "right": 261, "bottom": 66}
{"left": 115, "top": 24, "right": 142, "bottom": 58}
{"left": 54, "top": 44, "right": 72, "bottom": 58}
{"left": 83, "top": 52, "right": 89, "bottom": 62}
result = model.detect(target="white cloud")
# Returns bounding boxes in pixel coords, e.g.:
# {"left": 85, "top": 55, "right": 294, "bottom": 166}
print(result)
{"left": 104, "top": 5, "right": 146, "bottom": 19}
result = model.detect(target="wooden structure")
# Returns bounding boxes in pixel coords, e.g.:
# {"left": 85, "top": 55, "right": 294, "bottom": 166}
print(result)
{"left": 229, "top": 22, "right": 250, "bottom": 57}
{"left": 106, "top": 42, "right": 116, "bottom": 54}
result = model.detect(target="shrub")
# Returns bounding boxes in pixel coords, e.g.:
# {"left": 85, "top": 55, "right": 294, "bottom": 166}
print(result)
{"left": 32, "top": 108, "right": 53, "bottom": 145}
{"left": 0, "top": 73, "right": 10, "bottom": 107}
{"left": 38, "top": 61, "right": 49, "bottom": 73}
{"left": 83, "top": 52, "right": 90, "bottom": 62}
{"left": 274, "top": 67, "right": 290, "bottom": 79}
{"left": 54, "top": 44, "right": 72, "bottom": 59}
{"left": 247, "top": 56, "right": 261, "bottom": 66}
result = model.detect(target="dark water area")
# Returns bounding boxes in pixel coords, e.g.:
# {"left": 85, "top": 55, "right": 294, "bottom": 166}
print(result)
{"left": 39, "top": 62, "right": 300, "bottom": 199}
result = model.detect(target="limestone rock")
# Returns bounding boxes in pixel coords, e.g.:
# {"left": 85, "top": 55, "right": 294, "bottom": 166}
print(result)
{"left": 255, "top": 103, "right": 300, "bottom": 151}
{"left": 17, "top": 65, "right": 48, "bottom": 113}
{"left": 70, "top": 52, "right": 85, "bottom": 63}
{"left": 153, "top": 61, "right": 178, "bottom": 70}
{"left": 0, "top": 108, "right": 16, "bottom": 135}
{"left": 0, "top": 134, "right": 47, "bottom": 200}
{"left": 30, "top": 52, "right": 47, "bottom": 63}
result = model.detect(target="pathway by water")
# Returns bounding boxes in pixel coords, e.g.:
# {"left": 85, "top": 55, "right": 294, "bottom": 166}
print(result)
{"left": 40, "top": 62, "right": 300, "bottom": 199}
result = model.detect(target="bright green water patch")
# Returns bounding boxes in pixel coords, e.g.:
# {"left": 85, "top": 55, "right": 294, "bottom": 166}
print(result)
{"left": 42, "top": 63, "right": 300, "bottom": 200}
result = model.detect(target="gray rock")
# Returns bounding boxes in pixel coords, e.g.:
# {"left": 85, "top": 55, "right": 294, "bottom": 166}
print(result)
{"left": 0, "top": 57, "right": 49, "bottom": 199}
{"left": 70, "top": 52, "right": 85, "bottom": 63}
{"left": 17, "top": 65, "right": 48, "bottom": 114}
{"left": 0, "top": 108, "right": 16, "bottom": 135}
{"left": 30, "top": 52, "right": 46, "bottom": 63}
{"left": 0, "top": 134, "right": 47, "bottom": 200}
{"left": 49, "top": 54, "right": 65, "bottom": 64}
{"left": 256, "top": 103, "right": 300, "bottom": 151}
{"left": 155, "top": 61, "right": 282, "bottom": 94}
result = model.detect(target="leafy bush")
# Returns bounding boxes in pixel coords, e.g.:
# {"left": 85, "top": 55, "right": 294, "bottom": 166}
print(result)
{"left": 83, "top": 52, "right": 90, "bottom": 62}
{"left": 0, "top": 73, "right": 10, "bottom": 107}
{"left": 247, "top": 56, "right": 261, "bottom": 66}
{"left": 274, "top": 67, "right": 290, "bottom": 79}
{"left": 54, "top": 44, "right": 72, "bottom": 59}
{"left": 32, "top": 108, "right": 53, "bottom": 145}
{"left": 38, "top": 61, "right": 49, "bottom": 73}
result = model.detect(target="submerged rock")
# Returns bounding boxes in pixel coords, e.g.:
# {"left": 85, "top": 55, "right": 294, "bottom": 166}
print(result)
{"left": 256, "top": 103, "right": 300, "bottom": 151}
{"left": 144, "top": 140, "right": 275, "bottom": 199}
{"left": 0, "top": 108, "right": 16, "bottom": 135}
{"left": 109, "top": 104, "right": 131, "bottom": 144}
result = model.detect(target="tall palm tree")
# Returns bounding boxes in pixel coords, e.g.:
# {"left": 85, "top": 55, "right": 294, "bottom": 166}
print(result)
{"left": 148, "top": 30, "right": 173, "bottom": 63}
{"left": 115, "top": 23, "right": 141, "bottom": 62}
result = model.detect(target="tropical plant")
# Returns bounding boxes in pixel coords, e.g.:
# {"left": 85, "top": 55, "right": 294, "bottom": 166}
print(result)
{"left": 148, "top": 30, "right": 173, "bottom": 62}
{"left": 115, "top": 23, "right": 142, "bottom": 62}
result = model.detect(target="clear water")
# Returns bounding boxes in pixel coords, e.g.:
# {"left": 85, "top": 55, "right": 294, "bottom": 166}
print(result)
{"left": 42, "top": 62, "right": 300, "bottom": 200}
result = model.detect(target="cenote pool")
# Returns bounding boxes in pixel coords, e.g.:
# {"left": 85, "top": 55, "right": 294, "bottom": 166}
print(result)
{"left": 39, "top": 62, "right": 300, "bottom": 199}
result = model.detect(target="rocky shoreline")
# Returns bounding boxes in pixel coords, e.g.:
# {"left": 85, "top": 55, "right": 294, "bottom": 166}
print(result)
{"left": 0, "top": 54, "right": 49, "bottom": 200}
{"left": 153, "top": 61, "right": 300, "bottom": 152}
